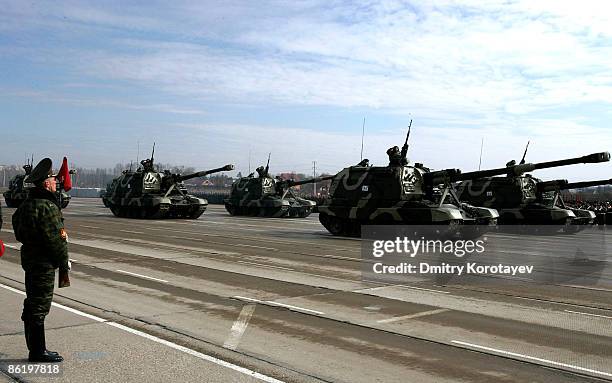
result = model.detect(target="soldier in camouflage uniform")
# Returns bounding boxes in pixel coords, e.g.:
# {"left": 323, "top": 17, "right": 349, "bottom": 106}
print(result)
{"left": 12, "top": 158, "right": 69, "bottom": 363}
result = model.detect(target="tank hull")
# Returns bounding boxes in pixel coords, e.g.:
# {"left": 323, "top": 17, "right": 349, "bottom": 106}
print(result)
{"left": 103, "top": 195, "right": 207, "bottom": 219}
{"left": 318, "top": 201, "right": 497, "bottom": 238}
{"left": 224, "top": 196, "right": 316, "bottom": 218}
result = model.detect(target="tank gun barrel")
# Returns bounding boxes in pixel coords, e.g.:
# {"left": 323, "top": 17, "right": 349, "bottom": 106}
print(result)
{"left": 177, "top": 164, "right": 234, "bottom": 182}
{"left": 563, "top": 178, "right": 612, "bottom": 190}
{"left": 536, "top": 179, "right": 569, "bottom": 193}
{"left": 423, "top": 169, "right": 462, "bottom": 186}
{"left": 531, "top": 152, "right": 610, "bottom": 171}
{"left": 456, "top": 152, "right": 610, "bottom": 181}
{"left": 282, "top": 175, "right": 336, "bottom": 188}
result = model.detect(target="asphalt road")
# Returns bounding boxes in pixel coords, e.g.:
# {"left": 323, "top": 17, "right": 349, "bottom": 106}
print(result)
{"left": 0, "top": 198, "right": 611, "bottom": 383}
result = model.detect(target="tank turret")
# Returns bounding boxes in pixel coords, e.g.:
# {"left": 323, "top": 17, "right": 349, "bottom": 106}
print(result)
{"left": 224, "top": 156, "right": 333, "bottom": 218}
{"left": 102, "top": 146, "right": 233, "bottom": 219}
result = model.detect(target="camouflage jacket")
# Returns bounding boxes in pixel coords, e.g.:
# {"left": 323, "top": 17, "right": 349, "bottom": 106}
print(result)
{"left": 12, "top": 187, "right": 69, "bottom": 271}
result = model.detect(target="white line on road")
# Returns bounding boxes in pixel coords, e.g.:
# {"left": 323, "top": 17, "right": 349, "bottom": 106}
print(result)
{"left": 81, "top": 225, "right": 100, "bottom": 229}
{"left": 564, "top": 310, "right": 612, "bottom": 320}
{"left": 236, "top": 260, "right": 294, "bottom": 271}
{"left": 4, "top": 244, "right": 20, "bottom": 250}
{"left": 223, "top": 304, "right": 257, "bottom": 350}
{"left": 267, "top": 301, "right": 324, "bottom": 315}
{"left": 234, "top": 296, "right": 324, "bottom": 315}
{"left": 0, "top": 283, "right": 286, "bottom": 383}
{"left": 1, "top": 228, "right": 14, "bottom": 233}
{"left": 115, "top": 270, "right": 169, "bottom": 283}
{"left": 119, "top": 229, "right": 145, "bottom": 235}
{"left": 356, "top": 285, "right": 450, "bottom": 294}
{"left": 451, "top": 340, "right": 612, "bottom": 378}
{"left": 377, "top": 309, "right": 449, "bottom": 324}
{"left": 560, "top": 284, "right": 612, "bottom": 293}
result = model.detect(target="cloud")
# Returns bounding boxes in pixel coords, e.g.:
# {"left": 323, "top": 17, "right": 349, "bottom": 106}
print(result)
{"left": 0, "top": 1, "right": 610, "bottom": 180}
{"left": 1, "top": 88, "right": 206, "bottom": 115}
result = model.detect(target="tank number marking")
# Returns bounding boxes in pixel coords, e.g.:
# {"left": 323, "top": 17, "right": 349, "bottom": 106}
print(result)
{"left": 362, "top": 185, "right": 369, "bottom": 192}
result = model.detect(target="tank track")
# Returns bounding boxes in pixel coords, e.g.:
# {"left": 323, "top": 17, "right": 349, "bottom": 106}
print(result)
{"left": 109, "top": 203, "right": 171, "bottom": 219}
{"left": 224, "top": 203, "right": 289, "bottom": 218}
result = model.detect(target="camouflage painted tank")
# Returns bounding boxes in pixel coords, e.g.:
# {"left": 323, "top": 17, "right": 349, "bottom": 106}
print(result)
{"left": 224, "top": 162, "right": 334, "bottom": 218}
{"left": 456, "top": 152, "right": 610, "bottom": 226}
{"left": 3, "top": 163, "right": 72, "bottom": 209}
{"left": 537, "top": 178, "right": 612, "bottom": 228}
{"left": 3, "top": 163, "right": 33, "bottom": 208}
{"left": 318, "top": 129, "right": 501, "bottom": 237}
{"left": 102, "top": 152, "right": 233, "bottom": 219}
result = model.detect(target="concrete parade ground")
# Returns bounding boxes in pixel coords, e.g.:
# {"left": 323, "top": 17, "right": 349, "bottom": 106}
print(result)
{"left": 0, "top": 198, "right": 611, "bottom": 383}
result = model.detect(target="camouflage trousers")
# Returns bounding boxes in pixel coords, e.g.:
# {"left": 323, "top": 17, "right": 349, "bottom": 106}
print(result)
{"left": 22, "top": 267, "right": 55, "bottom": 325}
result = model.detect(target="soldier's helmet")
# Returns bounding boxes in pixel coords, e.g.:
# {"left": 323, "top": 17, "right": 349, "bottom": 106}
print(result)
{"left": 386, "top": 146, "right": 403, "bottom": 166}
{"left": 256, "top": 166, "right": 266, "bottom": 177}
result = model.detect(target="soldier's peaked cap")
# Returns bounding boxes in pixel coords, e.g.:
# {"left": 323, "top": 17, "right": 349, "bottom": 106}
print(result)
{"left": 25, "top": 158, "right": 53, "bottom": 184}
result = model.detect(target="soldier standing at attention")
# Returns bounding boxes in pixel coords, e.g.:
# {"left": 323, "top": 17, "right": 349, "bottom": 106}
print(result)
{"left": 12, "top": 158, "right": 69, "bottom": 363}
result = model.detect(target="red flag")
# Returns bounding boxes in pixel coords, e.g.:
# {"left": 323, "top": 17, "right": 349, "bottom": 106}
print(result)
{"left": 57, "top": 157, "right": 72, "bottom": 191}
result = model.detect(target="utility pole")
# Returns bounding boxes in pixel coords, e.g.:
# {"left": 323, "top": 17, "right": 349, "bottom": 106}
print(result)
{"left": 0, "top": 165, "right": 5, "bottom": 188}
{"left": 313, "top": 161, "right": 316, "bottom": 196}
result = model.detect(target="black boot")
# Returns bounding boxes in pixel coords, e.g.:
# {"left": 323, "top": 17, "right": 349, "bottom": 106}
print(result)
{"left": 23, "top": 321, "right": 31, "bottom": 351}
{"left": 28, "top": 322, "right": 63, "bottom": 363}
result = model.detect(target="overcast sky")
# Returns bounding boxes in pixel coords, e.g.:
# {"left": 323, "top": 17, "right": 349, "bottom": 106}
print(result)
{"left": 1, "top": 0, "right": 611, "bottom": 181}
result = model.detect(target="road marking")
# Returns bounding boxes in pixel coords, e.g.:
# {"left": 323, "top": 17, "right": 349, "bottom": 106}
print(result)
{"left": 451, "top": 340, "right": 612, "bottom": 378}
{"left": 236, "top": 260, "right": 294, "bottom": 271}
{"left": 560, "top": 284, "right": 612, "bottom": 293}
{"left": 119, "top": 229, "right": 145, "bottom": 235}
{"left": 223, "top": 304, "right": 257, "bottom": 350}
{"left": 81, "top": 225, "right": 100, "bottom": 229}
{"left": 1, "top": 228, "right": 14, "bottom": 233}
{"left": 356, "top": 285, "right": 450, "bottom": 294}
{"left": 377, "top": 309, "right": 449, "bottom": 324}
{"left": 565, "top": 310, "right": 612, "bottom": 320}
{"left": 233, "top": 243, "right": 278, "bottom": 251}
{"left": 4, "top": 244, "right": 20, "bottom": 250}
{"left": 233, "top": 296, "right": 324, "bottom": 315}
{"left": 397, "top": 285, "right": 450, "bottom": 294}
{"left": 115, "top": 270, "right": 169, "bottom": 283}
{"left": 0, "top": 283, "right": 285, "bottom": 383}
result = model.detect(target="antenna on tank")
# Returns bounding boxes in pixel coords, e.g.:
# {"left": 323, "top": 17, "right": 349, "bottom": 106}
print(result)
{"left": 360, "top": 117, "right": 365, "bottom": 161}
{"left": 478, "top": 138, "right": 484, "bottom": 170}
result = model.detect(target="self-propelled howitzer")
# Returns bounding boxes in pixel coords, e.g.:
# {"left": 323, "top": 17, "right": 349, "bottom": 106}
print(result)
{"left": 317, "top": 125, "right": 509, "bottom": 238}
{"left": 3, "top": 163, "right": 33, "bottom": 208}
{"left": 224, "top": 172, "right": 334, "bottom": 218}
{"left": 3, "top": 162, "right": 73, "bottom": 209}
{"left": 537, "top": 178, "right": 612, "bottom": 227}
{"left": 456, "top": 152, "right": 610, "bottom": 226}
{"left": 103, "top": 160, "right": 234, "bottom": 219}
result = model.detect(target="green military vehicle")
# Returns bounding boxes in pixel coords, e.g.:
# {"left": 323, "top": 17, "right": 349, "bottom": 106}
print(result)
{"left": 318, "top": 127, "right": 503, "bottom": 237}
{"left": 102, "top": 148, "right": 233, "bottom": 219}
{"left": 225, "top": 158, "right": 334, "bottom": 218}
{"left": 3, "top": 162, "right": 71, "bottom": 209}
{"left": 537, "top": 178, "right": 612, "bottom": 228}
{"left": 456, "top": 151, "right": 610, "bottom": 227}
